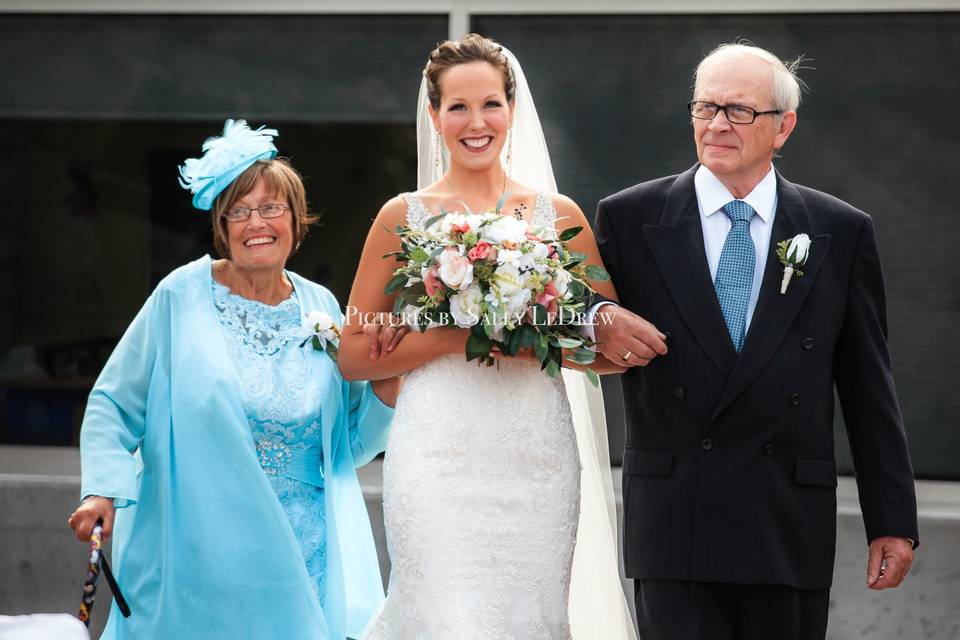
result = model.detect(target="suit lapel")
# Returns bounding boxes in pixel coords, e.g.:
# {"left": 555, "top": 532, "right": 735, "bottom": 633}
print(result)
{"left": 708, "top": 174, "right": 832, "bottom": 426}
{"left": 642, "top": 165, "right": 737, "bottom": 377}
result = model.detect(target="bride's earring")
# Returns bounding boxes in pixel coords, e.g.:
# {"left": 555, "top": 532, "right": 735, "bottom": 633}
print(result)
{"left": 506, "top": 128, "right": 513, "bottom": 176}
{"left": 434, "top": 132, "right": 442, "bottom": 173}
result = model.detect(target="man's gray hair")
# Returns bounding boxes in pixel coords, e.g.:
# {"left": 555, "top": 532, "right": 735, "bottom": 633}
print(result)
{"left": 693, "top": 42, "right": 807, "bottom": 114}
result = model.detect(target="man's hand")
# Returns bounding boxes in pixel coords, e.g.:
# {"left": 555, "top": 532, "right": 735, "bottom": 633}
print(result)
{"left": 68, "top": 496, "right": 115, "bottom": 542}
{"left": 593, "top": 305, "right": 668, "bottom": 367}
{"left": 363, "top": 313, "right": 410, "bottom": 360}
{"left": 867, "top": 536, "right": 914, "bottom": 589}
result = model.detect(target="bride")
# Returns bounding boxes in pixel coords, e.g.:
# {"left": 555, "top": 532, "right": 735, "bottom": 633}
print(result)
{"left": 340, "top": 34, "right": 637, "bottom": 639}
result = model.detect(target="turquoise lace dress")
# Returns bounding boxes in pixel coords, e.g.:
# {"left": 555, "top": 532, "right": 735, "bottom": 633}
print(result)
{"left": 212, "top": 279, "right": 328, "bottom": 604}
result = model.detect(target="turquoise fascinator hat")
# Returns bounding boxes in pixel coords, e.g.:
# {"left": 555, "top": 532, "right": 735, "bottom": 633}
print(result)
{"left": 178, "top": 119, "right": 278, "bottom": 211}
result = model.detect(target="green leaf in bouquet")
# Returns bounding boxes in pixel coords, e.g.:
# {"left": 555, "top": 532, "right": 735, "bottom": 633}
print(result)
{"left": 495, "top": 190, "right": 511, "bottom": 214}
{"left": 392, "top": 296, "right": 408, "bottom": 315}
{"left": 566, "top": 280, "right": 586, "bottom": 300}
{"left": 423, "top": 212, "right": 447, "bottom": 231}
{"left": 519, "top": 324, "right": 539, "bottom": 350}
{"left": 384, "top": 273, "right": 409, "bottom": 294}
{"left": 556, "top": 337, "right": 583, "bottom": 349}
{"left": 410, "top": 247, "right": 430, "bottom": 263}
{"left": 312, "top": 335, "right": 322, "bottom": 350}
{"left": 404, "top": 281, "right": 427, "bottom": 298}
{"left": 534, "top": 333, "right": 549, "bottom": 363}
{"left": 566, "top": 347, "right": 596, "bottom": 365}
{"left": 583, "top": 264, "right": 610, "bottom": 281}
{"left": 482, "top": 321, "right": 496, "bottom": 339}
{"left": 558, "top": 226, "right": 583, "bottom": 242}
{"left": 585, "top": 368, "right": 600, "bottom": 387}
{"left": 565, "top": 251, "right": 587, "bottom": 267}
{"left": 466, "top": 325, "right": 492, "bottom": 361}
{"left": 503, "top": 326, "right": 523, "bottom": 356}
{"left": 545, "top": 359, "right": 561, "bottom": 378}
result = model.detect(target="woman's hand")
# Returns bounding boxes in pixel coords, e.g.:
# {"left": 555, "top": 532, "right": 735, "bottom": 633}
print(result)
{"left": 362, "top": 312, "right": 411, "bottom": 360}
{"left": 68, "top": 496, "right": 115, "bottom": 542}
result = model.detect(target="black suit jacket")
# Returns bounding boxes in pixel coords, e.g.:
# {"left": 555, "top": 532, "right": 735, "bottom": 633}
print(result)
{"left": 595, "top": 164, "right": 919, "bottom": 590}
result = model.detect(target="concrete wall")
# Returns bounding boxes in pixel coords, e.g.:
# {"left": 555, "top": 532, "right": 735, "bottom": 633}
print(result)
{"left": 2, "top": 446, "right": 958, "bottom": 639}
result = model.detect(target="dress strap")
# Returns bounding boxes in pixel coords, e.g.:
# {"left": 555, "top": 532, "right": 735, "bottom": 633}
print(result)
{"left": 400, "top": 192, "right": 432, "bottom": 232}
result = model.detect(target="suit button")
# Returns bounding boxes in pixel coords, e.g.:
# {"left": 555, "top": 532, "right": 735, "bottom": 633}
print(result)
{"left": 764, "top": 443, "right": 776, "bottom": 455}
{"left": 675, "top": 387, "right": 685, "bottom": 400}
{"left": 790, "top": 393, "right": 800, "bottom": 406}
{"left": 663, "top": 330, "right": 672, "bottom": 344}
{"left": 701, "top": 438, "right": 713, "bottom": 451}
{"left": 802, "top": 337, "right": 814, "bottom": 350}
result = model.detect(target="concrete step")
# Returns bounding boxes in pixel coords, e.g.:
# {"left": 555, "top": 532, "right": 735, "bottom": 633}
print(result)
{"left": 2, "top": 446, "right": 958, "bottom": 639}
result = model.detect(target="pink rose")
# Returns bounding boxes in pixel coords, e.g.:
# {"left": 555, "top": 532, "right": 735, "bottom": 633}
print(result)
{"left": 451, "top": 221, "right": 471, "bottom": 234}
{"left": 525, "top": 228, "right": 541, "bottom": 242}
{"left": 468, "top": 241, "right": 493, "bottom": 263}
{"left": 438, "top": 248, "right": 474, "bottom": 291}
{"left": 535, "top": 281, "right": 560, "bottom": 321}
{"left": 423, "top": 266, "right": 443, "bottom": 297}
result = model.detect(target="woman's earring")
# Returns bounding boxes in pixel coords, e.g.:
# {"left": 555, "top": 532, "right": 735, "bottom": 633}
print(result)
{"left": 506, "top": 128, "right": 513, "bottom": 176}
{"left": 434, "top": 132, "right": 442, "bottom": 173}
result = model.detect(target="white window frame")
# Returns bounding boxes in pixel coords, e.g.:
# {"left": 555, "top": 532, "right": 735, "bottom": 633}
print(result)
{"left": 1, "top": 1, "right": 956, "bottom": 41}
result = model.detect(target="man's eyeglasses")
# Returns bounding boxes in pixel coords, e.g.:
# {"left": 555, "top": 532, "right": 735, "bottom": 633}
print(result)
{"left": 222, "top": 203, "right": 290, "bottom": 222}
{"left": 688, "top": 101, "right": 782, "bottom": 125}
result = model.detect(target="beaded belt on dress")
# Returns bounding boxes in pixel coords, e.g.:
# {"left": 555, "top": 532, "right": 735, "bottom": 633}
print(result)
{"left": 254, "top": 435, "right": 324, "bottom": 488}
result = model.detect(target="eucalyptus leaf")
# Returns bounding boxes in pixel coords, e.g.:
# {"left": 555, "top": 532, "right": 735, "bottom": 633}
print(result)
{"left": 584, "top": 264, "right": 610, "bottom": 281}
{"left": 585, "top": 368, "right": 600, "bottom": 387}
{"left": 384, "top": 273, "right": 408, "bottom": 294}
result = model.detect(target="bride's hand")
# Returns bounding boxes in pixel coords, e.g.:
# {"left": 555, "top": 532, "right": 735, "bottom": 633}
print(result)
{"left": 362, "top": 313, "right": 410, "bottom": 360}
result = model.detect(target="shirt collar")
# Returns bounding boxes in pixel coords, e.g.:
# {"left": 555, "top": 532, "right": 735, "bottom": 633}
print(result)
{"left": 695, "top": 164, "right": 777, "bottom": 223}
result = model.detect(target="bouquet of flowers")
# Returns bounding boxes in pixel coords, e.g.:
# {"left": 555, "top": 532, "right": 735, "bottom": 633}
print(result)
{"left": 384, "top": 202, "right": 609, "bottom": 385}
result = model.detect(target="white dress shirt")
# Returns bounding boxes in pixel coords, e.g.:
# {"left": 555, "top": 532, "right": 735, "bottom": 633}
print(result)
{"left": 694, "top": 164, "right": 778, "bottom": 333}
{"left": 585, "top": 164, "right": 779, "bottom": 339}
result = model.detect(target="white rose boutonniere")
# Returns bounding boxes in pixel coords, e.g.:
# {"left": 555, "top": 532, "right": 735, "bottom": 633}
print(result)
{"left": 301, "top": 310, "right": 341, "bottom": 361}
{"left": 776, "top": 233, "right": 811, "bottom": 294}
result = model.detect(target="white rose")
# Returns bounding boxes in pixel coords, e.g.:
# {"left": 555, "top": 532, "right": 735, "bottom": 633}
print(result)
{"left": 503, "top": 288, "right": 532, "bottom": 325}
{"left": 437, "top": 249, "right": 474, "bottom": 291}
{"left": 480, "top": 216, "right": 528, "bottom": 246}
{"left": 496, "top": 248, "right": 524, "bottom": 268}
{"left": 305, "top": 310, "right": 334, "bottom": 332}
{"left": 449, "top": 283, "right": 484, "bottom": 328}
{"left": 786, "top": 233, "right": 811, "bottom": 265}
{"left": 492, "top": 264, "right": 524, "bottom": 297}
{"left": 553, "top": 269, "right": 572, "bottom": 299}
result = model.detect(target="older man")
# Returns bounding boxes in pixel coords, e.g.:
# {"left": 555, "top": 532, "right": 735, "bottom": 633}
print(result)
{"left": 592, "top": 43, "right": 918, "bottom": 639}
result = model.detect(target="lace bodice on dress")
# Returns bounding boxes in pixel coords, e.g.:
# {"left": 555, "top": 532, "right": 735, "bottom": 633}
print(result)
{"left": 212, "top": 280, "right": 324, "bottom": 486}
{"left": 401, "top": 191, "right": 559, "bottom": 235}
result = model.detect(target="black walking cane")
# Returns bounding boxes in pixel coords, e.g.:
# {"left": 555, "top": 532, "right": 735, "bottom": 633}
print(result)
{"left": 78, "top": 518, "right": 131, "bottom": 626}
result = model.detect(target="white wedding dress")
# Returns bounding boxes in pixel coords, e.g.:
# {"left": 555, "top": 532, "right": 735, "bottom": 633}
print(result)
{"left": 361, "top": 193, "right": 581, "bottom": 639}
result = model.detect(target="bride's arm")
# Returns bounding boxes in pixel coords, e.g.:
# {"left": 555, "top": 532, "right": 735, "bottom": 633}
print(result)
{"left": 552, "top": 195, "right": 627, "bottom": 375}
{"left": 339, "top": 196, "right": 470, "bottom": 382}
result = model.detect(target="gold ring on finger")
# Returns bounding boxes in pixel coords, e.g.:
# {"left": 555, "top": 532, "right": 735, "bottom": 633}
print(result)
{"left": 621, "top": 350, "right": 632, "bottom": 362}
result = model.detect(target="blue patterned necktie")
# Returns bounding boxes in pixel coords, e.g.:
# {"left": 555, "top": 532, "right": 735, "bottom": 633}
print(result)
{"left": 714, "top": 200, "right": 756, "bottom": 351}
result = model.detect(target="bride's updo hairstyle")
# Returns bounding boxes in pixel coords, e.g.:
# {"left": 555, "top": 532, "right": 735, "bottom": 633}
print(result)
{"left": 424, "top": 33, "right": 516, "bottom": 110}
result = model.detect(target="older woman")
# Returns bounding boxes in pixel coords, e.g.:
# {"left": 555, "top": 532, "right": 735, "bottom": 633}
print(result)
{"left": 68, "top": 120, "right": 400, "bottom": 639}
